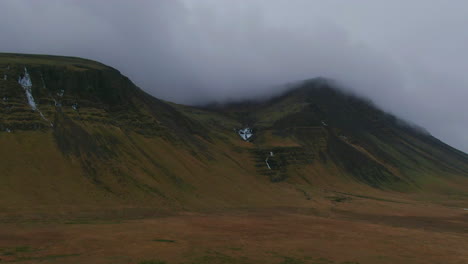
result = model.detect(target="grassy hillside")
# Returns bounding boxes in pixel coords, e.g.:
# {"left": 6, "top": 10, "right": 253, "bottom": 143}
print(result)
{"left": 1, "top": 53, "right": 468, "bottom": 218}
{"left": 193, "top": 80, "right": 468, "bottom": 191}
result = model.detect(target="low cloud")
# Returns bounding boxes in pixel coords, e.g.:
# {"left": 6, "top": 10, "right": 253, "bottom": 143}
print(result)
{"left": 1, "top": 0, "right": 468, "bottom": 152}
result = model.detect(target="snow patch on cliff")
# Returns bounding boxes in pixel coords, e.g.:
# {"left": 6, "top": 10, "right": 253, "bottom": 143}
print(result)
{"left": 265, "top": 156, "right": 271, "bottom": 170}
{"left": 18, "top": 68, "right": 36, "bottom": 110}
{"left": 238, "top": 128, "right": 253, "bottom": 141}
{"left": 18, "top": 68, "right": 52, "bottom": 126}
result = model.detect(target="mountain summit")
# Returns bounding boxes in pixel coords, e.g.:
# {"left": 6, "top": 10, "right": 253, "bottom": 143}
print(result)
{"left": 1, "top": 53, "right": 467, "bottom": 212}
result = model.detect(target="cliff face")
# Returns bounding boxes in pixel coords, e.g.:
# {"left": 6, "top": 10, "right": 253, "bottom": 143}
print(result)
{"left": 0, "top": 54, "right": 212, "bottom": 210}
{"left": 1, "top": 53, "right": 467, "bottom": 215}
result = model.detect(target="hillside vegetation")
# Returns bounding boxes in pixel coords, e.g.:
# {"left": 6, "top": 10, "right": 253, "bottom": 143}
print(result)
{"left": 1, "top": 53, "right": 468, "bottom": 218}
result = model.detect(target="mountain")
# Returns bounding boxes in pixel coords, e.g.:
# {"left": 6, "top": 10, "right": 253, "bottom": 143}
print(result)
{"left": 1, "top": 53, "right": 468, "bottom": 217}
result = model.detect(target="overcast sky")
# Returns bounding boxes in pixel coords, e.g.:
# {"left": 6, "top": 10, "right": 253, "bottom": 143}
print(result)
{"left": 1, "top": 0, "right": 468, "bottom": 152}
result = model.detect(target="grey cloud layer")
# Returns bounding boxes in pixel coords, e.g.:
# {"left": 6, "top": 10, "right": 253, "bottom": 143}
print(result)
{"left": 1, "top": 0, "right": 468, "bottom": 152}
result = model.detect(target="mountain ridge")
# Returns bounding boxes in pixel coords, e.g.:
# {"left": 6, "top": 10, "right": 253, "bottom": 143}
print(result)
{"left": 1, "top": 52, "right": 468, "bottom": 218}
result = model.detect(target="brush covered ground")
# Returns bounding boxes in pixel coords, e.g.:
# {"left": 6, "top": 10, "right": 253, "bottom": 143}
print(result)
{"left": 0, "top": 53, "right": 467, "bottom": 264}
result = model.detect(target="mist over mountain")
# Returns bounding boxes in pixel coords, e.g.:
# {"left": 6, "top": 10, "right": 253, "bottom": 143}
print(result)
{"left": 1, "top": 0, "right": 468, "bottom": 153}
{"left": 2, "top": 2, "right": 468, "bottom": 262}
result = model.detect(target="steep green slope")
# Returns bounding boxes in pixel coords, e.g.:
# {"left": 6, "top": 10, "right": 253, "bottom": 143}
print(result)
{"left": 0, "top": 53, "right": 308, "bottom": 214}
{"left": 194, "top": 79, "right": 468, "bottom": 192}
{"left": 1, "top": 53, "right": 467, "bottom": 216}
